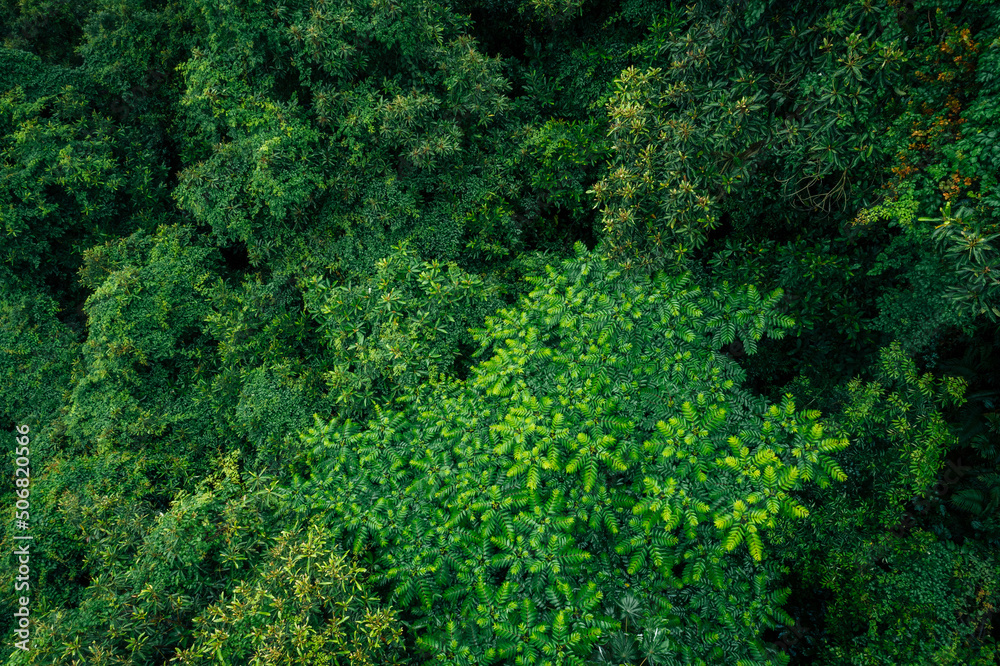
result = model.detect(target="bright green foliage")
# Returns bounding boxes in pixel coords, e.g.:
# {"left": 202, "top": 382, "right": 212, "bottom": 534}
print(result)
{"left": 3, "top": 0, "right": 1000, "bottom": 662}
{"left": 174, "top": 522, "right": 409, "bottom": 666}
{"left": 837, "top": 341, "right": 967, "bottom": 522}
{"left": 295, "top": 245, "right": 846, "bottom": 665}
{"left": 303, "top": 242, "right": 499, "bottom": 417}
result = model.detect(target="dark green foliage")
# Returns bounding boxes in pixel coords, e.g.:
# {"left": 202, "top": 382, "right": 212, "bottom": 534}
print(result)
{"left": 0, "top": 37, "right": 184, "bottom": 331}
{"left": 7, "top": 456, "right": 291, "bottom": 665}
{"left": 0, "top": 269, "right": 80, "bottom": 438}
{"left": 590, "top": 0, "right": 909, "bottom": 271}
{"left": 197, "top": 270, "right": 335, "bottom": 471}
{"left": 0, "top": 0, "right": 95, "bottom": 64}
{"left": 77, "top": 0, "right": 194, "bottom": 107}
{"left": 839, "top": 343, "right": 967, "bottom": 517}
{"left": 521, "top": 118, "right": 611, "bottom": 230}
{"left": 863, "top": 5, "right": 1000, "bottom": 323}
{"left": 2, "top": 0, "right": 1000, "bottom": 662}
{"left": 170, "top": 0, "right": 518, "bottom": 274}
{"left": 815, "top": 531, "right": 998, "bottom": 666}
{"left": 67, "top": 224, "right": 218, "bottom": 460}
{"left": 1, "top": 82, "right": 123, "bottom": 276}
{"left": 771, "top": 342, "right": 998, "bottom": 664}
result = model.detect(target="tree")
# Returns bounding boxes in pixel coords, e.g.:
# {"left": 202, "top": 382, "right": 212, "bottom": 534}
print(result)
{"left": 302, "top": 241, "right": 500, "bottom": 417}
{"left": 771, "top": 343, "right": 998, "bottom": 665}
{"left": 171, "top": 0, "right": 515, "bottom": 274}
{"left": 66, "top": 224, "right": 219, "bottom": 462}
{"left": 293, "top": 245, "right": 848, "bottom": 665}
{"left": 589, "top": 0, "right": 908, "bottom": 272}
{"left": 174, "top": 521, "right": 409, "bottom": 666}
{"left": 7, "top": 455, "right": 293, "bottom": 665}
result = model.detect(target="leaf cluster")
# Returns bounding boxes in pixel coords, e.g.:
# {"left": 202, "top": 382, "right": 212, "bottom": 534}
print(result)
{"left": 295, "top": 245, "right": 847, "bottom": 665}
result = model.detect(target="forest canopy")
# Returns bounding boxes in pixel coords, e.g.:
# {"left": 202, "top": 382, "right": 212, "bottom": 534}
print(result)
{"left": 1, "top": 0, "right": 998, "bottom": 664}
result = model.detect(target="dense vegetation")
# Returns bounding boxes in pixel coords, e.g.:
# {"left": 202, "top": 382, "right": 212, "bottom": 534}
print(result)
{"left": 1, "top": 0, "right": 998, "bottom": 663}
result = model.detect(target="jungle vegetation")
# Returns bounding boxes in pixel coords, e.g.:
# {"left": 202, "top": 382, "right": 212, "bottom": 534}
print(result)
{"left": 1, "top": 0, "right": 999, "bottom": 663}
